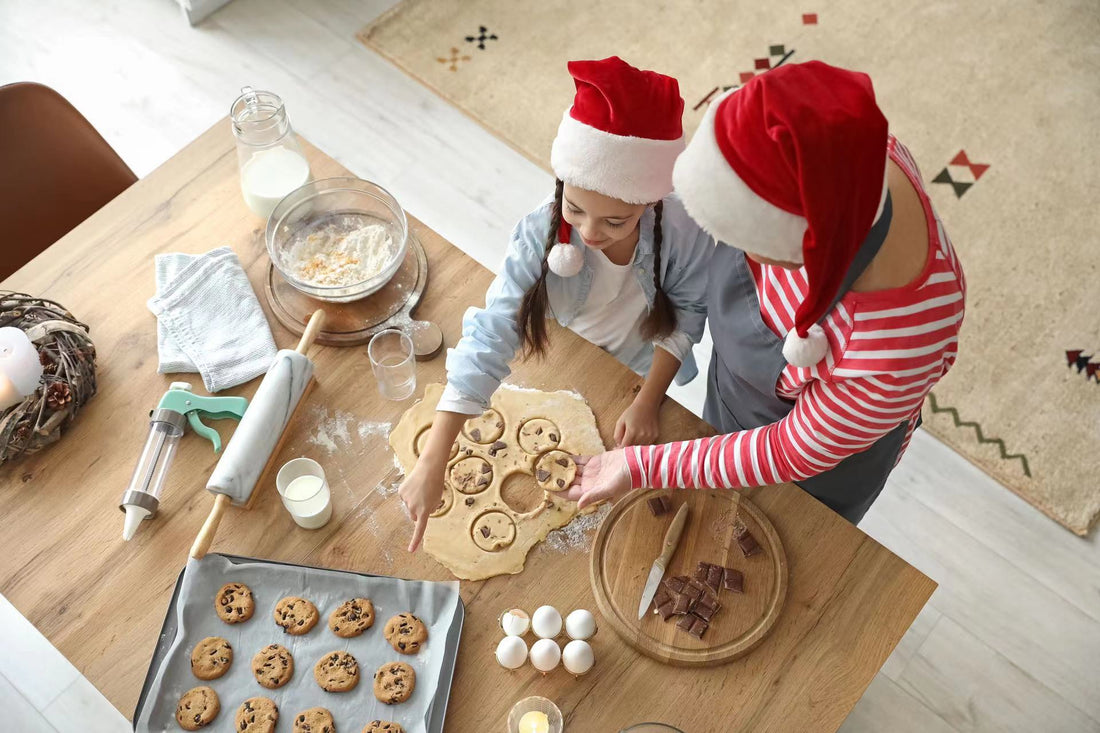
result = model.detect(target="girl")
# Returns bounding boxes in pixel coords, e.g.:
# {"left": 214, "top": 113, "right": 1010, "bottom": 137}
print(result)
{"left": 399, "top": 57, "right": 713, "bottom": 551}
{"left": 567, "top": 61, "right": 966, "bottom": 525}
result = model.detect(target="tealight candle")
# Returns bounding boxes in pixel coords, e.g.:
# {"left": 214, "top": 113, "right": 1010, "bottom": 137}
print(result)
{"left": 0, "top": 328, "right": 42, "bottom": 410}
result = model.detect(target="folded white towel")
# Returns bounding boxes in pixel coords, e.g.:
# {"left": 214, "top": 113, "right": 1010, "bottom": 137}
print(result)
{"left": 147, "top": 247, "right": 277, "bottom": 392}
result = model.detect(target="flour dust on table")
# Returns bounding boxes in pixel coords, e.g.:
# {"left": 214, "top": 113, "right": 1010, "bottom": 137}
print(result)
{"left": 389, "top": 383, "right": 606, "bottom": 580}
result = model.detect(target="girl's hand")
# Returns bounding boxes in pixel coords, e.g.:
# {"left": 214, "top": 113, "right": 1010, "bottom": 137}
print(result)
{"left": 614, "top": 395, "right": 660, "bottom": 447}
{"left": 564, "top": 450, "right": 632, "bottom": 510}
{"left": 398, "top": 456, "right": 448, "bottom": 552}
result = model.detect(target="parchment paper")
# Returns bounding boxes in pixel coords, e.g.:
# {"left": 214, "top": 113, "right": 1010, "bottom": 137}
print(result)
{"left": 136, "top": 554, "right": 460, "bottom": 732}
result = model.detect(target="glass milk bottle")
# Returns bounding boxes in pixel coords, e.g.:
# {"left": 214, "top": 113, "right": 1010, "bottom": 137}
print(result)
{"left": 230, "top": 86, "right": 311, "bottom": 219}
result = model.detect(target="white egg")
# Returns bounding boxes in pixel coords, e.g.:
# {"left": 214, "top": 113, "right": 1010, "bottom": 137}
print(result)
{"left": 565, "top": 609, "right": 597, "bottom": 640}
{"left": 495, "top": 635, "right": 528, "bottom": 670}
{"left": 531, "top": 605, "right": 562, "bottom": 639}
{"left": 529, "top": 638, "right": 561, "bottom": 673}
{"left": 562, "top": 639, "right": 595, "bottom": 676}
{"left": 500, "top": 608, "right": 530, "bottom": 637}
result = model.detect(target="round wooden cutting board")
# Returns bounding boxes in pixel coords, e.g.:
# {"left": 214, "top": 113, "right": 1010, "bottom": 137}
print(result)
{"left": 590, "top": 490, "right": 787, "bottom": 666}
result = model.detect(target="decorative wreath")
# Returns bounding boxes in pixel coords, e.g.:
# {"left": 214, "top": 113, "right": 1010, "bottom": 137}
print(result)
{"left": 0, "top": 292, "right": 97, "bottom": 464}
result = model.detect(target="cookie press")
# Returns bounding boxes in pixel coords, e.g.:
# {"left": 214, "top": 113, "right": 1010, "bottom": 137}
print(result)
{"left": 119, "top": 383, "right": 248, "bottom": 541}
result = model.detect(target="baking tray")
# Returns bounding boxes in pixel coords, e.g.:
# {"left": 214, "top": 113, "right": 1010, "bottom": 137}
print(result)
{"left": 133, "top": 553, "right": 464, "bottom": 732}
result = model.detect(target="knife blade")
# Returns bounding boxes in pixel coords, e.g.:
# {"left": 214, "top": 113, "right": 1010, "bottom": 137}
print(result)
{"left": 637, "top": 501, "right": 690, "bottom": 619}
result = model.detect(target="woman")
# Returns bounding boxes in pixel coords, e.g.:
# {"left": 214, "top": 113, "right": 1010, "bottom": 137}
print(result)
{"left": 566, "top": 61, "right": 965, "bottom": 524}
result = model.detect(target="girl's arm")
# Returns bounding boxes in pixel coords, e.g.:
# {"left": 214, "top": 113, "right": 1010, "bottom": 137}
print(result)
{"left": 615, "top": 345, "right": 680, "bottom": 447}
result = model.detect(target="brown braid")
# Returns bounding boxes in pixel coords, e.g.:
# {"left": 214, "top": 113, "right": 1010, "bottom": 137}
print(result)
{"left": 516, "top": 178, "right": 563, "bottom": 358}
{"left": 639, "top": 200, "right": 677, "bottom": 340}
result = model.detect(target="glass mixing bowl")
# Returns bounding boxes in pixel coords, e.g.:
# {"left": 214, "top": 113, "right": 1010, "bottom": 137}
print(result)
{"left": 265, "top": 177, "right": 408, "bottom": 302}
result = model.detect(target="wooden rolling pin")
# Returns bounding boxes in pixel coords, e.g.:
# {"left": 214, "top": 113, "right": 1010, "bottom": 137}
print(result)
{"left": 189, "top": 310, "right": 325, "bottom": 559}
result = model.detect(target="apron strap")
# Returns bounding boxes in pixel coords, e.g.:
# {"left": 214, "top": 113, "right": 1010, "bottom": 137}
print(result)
{"left": 823, "top": 192, "right": 893, "bottom": 317}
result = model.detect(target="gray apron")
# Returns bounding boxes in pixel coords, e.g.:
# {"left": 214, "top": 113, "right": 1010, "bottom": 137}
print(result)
{"left": 704, "top": 195, "right": 915, "bottom": 524}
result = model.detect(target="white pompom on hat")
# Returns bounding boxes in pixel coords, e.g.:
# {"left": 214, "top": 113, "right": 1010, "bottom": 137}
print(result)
{"left": 546, "top": 56, "right": 686, "bottom": 276}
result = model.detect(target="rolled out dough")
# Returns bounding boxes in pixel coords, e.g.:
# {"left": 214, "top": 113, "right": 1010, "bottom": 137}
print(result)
{"left": 389, "top": 383, "right": 606, "bottom": 580}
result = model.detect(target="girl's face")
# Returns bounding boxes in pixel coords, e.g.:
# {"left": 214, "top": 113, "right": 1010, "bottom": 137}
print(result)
{"left": 562, "top": 184, "right": 647, "bottom": 251}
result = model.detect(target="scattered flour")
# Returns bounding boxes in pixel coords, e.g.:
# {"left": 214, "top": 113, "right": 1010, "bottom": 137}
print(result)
{"left": 307, "top": 405, "right": 392, "bottom": 456}
{"left": 542, "top": 503, "right": 611, "bottom": 553}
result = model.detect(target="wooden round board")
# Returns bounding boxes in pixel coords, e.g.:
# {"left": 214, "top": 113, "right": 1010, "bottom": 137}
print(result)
{"left": 590, "top": 490, "right": 787, "bottom": 666}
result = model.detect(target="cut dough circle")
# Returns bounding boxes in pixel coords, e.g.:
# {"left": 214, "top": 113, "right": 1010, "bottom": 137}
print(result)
{"left": 450, "top": 457, "right": 493, "bottom": 494}
{"left": 462, "top": 409, "right": 505, "bottom": 444}
{"left": 517, "top": 418, "right": 562, "bottom": 455}
{"left": 471, "top": 511, "right": 517, "bottom": 551}
{"left": 415, "top": 427, "right": 458, "bottom": 460}
{"left": 535, "top": 450, "right": 577, "bottom": 492}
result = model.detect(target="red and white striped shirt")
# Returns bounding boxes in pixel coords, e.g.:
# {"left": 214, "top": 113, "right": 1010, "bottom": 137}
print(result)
{"left": 625, "top": 137, "right": 966, "bottom": 490}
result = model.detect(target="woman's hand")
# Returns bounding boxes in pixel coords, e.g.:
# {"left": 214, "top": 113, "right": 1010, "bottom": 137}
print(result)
{"left": 564, "top": 449, "right": 632, "bottom": 510}
{"left": 614, "top": 394, "right": 661, "bottom": 447}
{"left": 398, "top": 455, "right": 448, "bottom": 552}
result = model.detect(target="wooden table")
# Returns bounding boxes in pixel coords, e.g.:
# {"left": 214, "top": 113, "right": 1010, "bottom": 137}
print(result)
{"left": 0, "top": 120, "right": 935, "bottom": 732}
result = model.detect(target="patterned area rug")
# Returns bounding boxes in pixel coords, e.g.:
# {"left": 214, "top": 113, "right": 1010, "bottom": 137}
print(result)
{"left": 359, "top": 0, "right": 1100, "bottom": 534}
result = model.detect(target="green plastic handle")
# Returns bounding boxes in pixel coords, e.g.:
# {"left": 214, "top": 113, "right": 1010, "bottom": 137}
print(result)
{"left": 157, "top": 386, "right": 248, "bottom": 454}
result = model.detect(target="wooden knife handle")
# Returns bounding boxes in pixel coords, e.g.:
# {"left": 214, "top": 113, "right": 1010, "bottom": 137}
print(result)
{"left": 658, "top": 501, "right": 690, "bottom": 567}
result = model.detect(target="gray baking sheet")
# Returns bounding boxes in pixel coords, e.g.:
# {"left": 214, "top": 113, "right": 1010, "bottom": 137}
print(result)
{"left": 135, "top": 553, "right": 461, "bottom": 732}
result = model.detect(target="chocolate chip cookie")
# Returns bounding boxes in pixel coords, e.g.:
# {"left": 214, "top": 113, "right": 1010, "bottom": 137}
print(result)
{"left": 214, "top": 582, "right": 254, "bottom": 624}
{"left": 292, "top": 707, "right": 335, "bottom": 733}
{"left": 175, "top": 685, "right": 219, "bottom": 730}
{"left": 273, "top": 596, "right": 319, "bottom": 635}
{"left": 189, "top": 636, "right": 232, "bottom": 681}
{"left": 251, "top": 643, "right": 294, "bottom": 689}
{"left": 328, "top": 598, "right": 375, "bottom": 638}
{"left": 362, "top": 722, "right": 405, "bottom": 733}
{"left": 313, "top": 650, "right": 360, "bottom": 692}
{"left": 383, "top": 612, "right": 428, "bottom": 654}
{"left": 535, "top": 450, "right": 576, "bottom": 491}
{"left": 373, "top": 661, "right": 416, "bottom": 704}
{"left": 462, "top": 408, "right": 504, "bottom": 443}
{"left": 518, "top": 418, "right": 561, "bottom": 455}
{"left": 234, "top": 697, "right": 278, "bottom": 733}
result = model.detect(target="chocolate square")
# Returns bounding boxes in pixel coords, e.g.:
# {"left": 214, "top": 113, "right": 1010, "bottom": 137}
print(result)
{"left": 655, "top": 599, "right": 677, "bottom": 621}
{"left": 647, "top": 497, "right": 667, "bottom": 516}
{"left": 660, "top": 496, "right": 673, "bottom": 513}
{"left": 688, "top": 615, "right": 709, "bottom": 639}
{"left": 671, "top": 593, "right": 692, "bottom": 615}
{"left": 693, "top": 561, "right": 711, "bottom": 584}
{"left": 664, "top": 576, "right": 687, "bottom": 594}
{"left": 693, "top": 594, "right": 721, "bottom": 621}
{"left": 676, "top": 613, "right": 695, "bottom": 632}
{"left": 653, "top": 586, "right": 672, "bottom": 609}
{"left": 683, "top": 579, "right": 707, "bottom": 601}
{"left": 722, "top": 567, "right": 744, "bottom": 593}
{"left": 706, "top": 564, "right": 724, "bottom": 593}
{"left": 734, "top": 520, "right": 762, "bottom": 557}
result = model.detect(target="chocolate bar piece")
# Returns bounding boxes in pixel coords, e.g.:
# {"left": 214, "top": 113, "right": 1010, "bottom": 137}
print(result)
{"left": 664, "top": 576, "right": 688, "bottom": 594}
{"left": 722, "top": 567, "right": 744, "bottom": 593}
{"left": 693, "top": 593, "right": 721, "bottom": 622}
{"left": 688, "top": 615, "right": 709, "bottom": 639}
{"left": 706, "top": 564, "right": 724, "bottom": 593}
{"left": 647, "top": 497, "right": 666, "bottom": 516}
{"left": 734, "top": 520, "right": 762, "bottom": 557}
{"left": 671, "top": 593, "right": 692, "bottom": 615}
{"left": 655, "top": 599, "right": 677, "bottom": 621}
{"left": 682, "top": 578, "right": 707, "bottom": 601}
{"left": 676, "top": 613, "right": 696, "bottom": 632}
{"left": 653, "top": 586, "right": 672, "bottom": 610}
{"left": 693, "top": 561, "right": 711, "bottom": 584}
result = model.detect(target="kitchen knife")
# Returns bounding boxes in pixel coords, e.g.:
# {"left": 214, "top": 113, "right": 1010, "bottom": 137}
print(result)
{"left": 637, "top": 501, "right": 690, "bottom": 619}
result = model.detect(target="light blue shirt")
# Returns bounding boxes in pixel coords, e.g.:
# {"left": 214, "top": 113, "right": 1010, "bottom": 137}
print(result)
{"left": 439, "top": 194, "right": 714, "bottom": 414}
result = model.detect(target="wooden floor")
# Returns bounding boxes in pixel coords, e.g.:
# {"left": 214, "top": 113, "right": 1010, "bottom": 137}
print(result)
{"left": 0, "top": 0, "right": 1097, "bottom": 730}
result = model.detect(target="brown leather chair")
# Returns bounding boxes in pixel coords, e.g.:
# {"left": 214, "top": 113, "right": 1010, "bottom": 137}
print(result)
{"left": 0, "top": 82, "right": 137, "bottom": 280}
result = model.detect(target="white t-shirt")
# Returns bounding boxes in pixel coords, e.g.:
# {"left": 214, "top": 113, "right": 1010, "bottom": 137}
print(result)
{"left": 567, "top": 248, "right": 648, "bottom": 355}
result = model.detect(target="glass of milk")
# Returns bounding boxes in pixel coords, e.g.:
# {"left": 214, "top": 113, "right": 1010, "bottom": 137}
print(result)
{"left": 275, "top": 457, "right": 332, "bottom": 529}
{"left": 231, "top": 86, "right": 311, "bottom": 220}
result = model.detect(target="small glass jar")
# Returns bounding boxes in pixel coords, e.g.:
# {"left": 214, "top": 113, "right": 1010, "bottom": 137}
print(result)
{"left": 230, "top": 86, "right": 311, "bottom": 220}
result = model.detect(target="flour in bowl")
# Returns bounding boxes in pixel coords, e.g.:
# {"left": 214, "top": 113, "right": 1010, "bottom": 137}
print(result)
{"left": 285, "top": 216, "right": 395, "bottom": 287}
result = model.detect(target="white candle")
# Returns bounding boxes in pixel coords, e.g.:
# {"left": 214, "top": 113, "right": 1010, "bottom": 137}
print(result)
{"left": 0, "top": 328, "right": 42, "bottom": 409}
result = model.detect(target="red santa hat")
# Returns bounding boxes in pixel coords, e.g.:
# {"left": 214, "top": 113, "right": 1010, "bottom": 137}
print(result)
{"left": 673, "top": 61, "right": 890, "bottom": 366}
{"left": 551, "top": 57, "right": 685, "bottom": 205}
